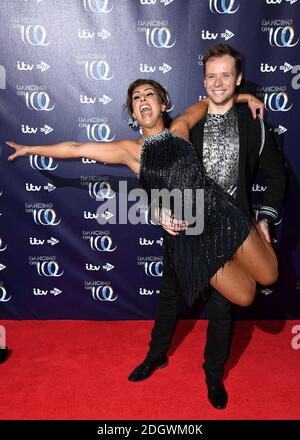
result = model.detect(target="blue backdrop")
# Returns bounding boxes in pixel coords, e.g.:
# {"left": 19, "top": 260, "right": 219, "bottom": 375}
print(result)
{"left": 0, "top": 0, "right": 299, "bottom": 320}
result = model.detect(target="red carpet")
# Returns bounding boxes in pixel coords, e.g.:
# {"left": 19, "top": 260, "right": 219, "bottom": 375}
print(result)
{"left": 0, "top": 320, "right": 299, "bottom": 420}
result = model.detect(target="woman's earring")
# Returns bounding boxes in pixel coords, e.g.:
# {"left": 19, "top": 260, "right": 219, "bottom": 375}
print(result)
{"left": 128, "top": 117, "right": 139, "bottom": 128}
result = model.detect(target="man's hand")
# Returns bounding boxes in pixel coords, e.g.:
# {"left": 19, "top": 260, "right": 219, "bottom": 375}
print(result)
{"left": 257, "top": 219, "right": 271, "bottom": 243}
{"left": 157, "top": 208, "right": 188, "bottom": 236}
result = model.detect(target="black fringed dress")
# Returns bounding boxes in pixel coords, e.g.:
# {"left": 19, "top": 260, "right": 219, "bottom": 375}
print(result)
{"left": 139, "top": 128, "right": 251, "bottom": 306}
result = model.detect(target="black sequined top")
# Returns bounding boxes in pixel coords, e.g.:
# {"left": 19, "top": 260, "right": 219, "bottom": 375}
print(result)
{"left": 139, "top": 129, "right": 251, "bottom": 305}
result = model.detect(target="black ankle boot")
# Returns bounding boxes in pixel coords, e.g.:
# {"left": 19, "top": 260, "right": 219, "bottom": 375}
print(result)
{"left": 128, "top": 354, "right": 168, "bottom": 382}
{"left": 205, "top": 374, "right": 228, "bottom": 409}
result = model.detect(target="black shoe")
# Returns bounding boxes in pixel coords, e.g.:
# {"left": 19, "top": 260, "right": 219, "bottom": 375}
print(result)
{"left": 128, "top": 354, "right": 168, "bottom": 382}
{"left": 0, "top": 347, "right": 9, "bottom": 364}
{"left": 206, "top": 375, "right": 228, "bottom": 410}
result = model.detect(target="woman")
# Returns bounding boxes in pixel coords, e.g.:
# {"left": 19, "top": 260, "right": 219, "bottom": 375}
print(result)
{"left": 7, "top": 79, "right": 277, "bottom": 306}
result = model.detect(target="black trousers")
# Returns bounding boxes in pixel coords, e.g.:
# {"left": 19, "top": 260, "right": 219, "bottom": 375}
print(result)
{"left": 148, "top": 244, "right": 232, "bottom": 378}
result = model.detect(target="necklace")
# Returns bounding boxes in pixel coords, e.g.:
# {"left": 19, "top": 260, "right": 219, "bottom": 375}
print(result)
{"left": 143, "top": 128, "right": 169, "bottom": 143}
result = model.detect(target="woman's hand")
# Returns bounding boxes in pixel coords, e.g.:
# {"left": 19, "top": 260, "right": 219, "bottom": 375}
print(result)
{"left": 257, "top": 219, "right": 271, "bottom": 243}
{"left": 157, "top": 208, "right": 188, "bottom": 236}
{"left": 248, "top": 95, "right": 264, "bottom": 119}
{"left": 6, "top": 142, "right": 29, "bottom": 161}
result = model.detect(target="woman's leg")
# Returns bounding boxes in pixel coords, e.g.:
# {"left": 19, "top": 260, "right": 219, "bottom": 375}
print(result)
{"left": 234, "top": 224, "right": 278, "bottom": 286}
{"left": 209, "top": 224, "right": 278, "bottom": 307}
{"left": 210, "top": 260, "right": 256, "bottom": 307}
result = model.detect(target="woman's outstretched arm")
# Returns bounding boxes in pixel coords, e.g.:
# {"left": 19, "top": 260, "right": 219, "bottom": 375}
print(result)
{"left": 6, "top": 139, "right": 134, "bottom": 166}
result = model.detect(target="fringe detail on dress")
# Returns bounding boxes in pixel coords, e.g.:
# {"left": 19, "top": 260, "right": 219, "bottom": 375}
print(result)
{"left": 139, "top": 130, "right": 251, "bottom": 306}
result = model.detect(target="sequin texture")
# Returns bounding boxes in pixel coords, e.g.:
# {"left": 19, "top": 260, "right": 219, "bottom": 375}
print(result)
{"left": 139, "top": 129, "right": 251, "bottom": 306}
{"left": 203, "top": 107, "right": 239, "bottom": 197}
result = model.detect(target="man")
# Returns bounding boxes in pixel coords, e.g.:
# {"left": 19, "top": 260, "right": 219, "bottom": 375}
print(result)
{"left": 128, "top": 44, "right": 286, "bottom": 410}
